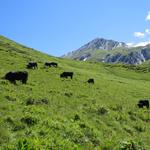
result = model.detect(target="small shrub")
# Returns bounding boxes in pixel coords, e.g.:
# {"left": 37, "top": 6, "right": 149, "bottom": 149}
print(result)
{"left": 123, "top": 126, "right": 133, "bottom": 135}
{"left": 0, "top": 80, "right": 8, "bottom": 85}
{"left": 84, "top": 128, "right": 100, "bottom": 147}
{"left": 97, "top": 106, "right": 108, "bottom": 115}
{"left": 21, "top": 116, "right": 37, "bottom": 126}
{"left": 26, "top": 98, "right": 35, "bottom": 105}
{"left": 35, "top": 98, "right": 49, "bottom": 105}
{"left": 128, "top": 111, "right": 137, "bottom": 121}
{"left": 64, "top": 92, "right": 73, "bottom": 97}
{"left": 119, "top": 140, "right": 144, "bottom": 150}
{"left": 115, "top": 114, "right": 127, "bottom": 124}
{"left": 119, "top": 140, "right": 136, "bottom": 150}
{"left": 5, "top": 96, "right": 16, "bottom": 101}
{"left": 26, "top": 98, "right": 49, "bottom": 105}
{"left": 79, "top": 123, "right": 86, "bottom": 128}
{"left": 13, "top": 124, "right": 25, "bottom": 131}
{"left": 134, "top": 125, "right": 145, "bottom": 132}
{"left": 40, "top": 98, "right": 49, "bottom": 104}
{"left": 39, "top": 130, "right": 46, "bottom": 136}
{"left": 5, "top": 116, "right": 14, "bottom": 124}
{"left": 111, "top": 104, "right": 123, "bottom": 112}
{"left": 74, "top": 114, "right": 80, "bottom": 121}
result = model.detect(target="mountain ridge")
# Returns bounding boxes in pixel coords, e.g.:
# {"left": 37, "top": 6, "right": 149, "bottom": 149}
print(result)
{"left": 63, "top": 37, "right": 150, "bottom": 64}
{"left": 63, "top": 38, "right": 128, "bottom": 58}
{"left": 76, "top": 38, "right": 127, "bottom": 51}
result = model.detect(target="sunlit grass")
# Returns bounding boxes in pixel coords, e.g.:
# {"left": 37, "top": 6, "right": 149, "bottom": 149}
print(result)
{"left": 0, "top": 35, "right": 150, "bottom": 149}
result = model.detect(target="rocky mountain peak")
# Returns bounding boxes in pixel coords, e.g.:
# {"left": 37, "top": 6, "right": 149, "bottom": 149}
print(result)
{"left": 63, "top": 37, "right": 150, "bottom": 64}
{"left": 77, "top": 38, "right": 127, "bottom": 51}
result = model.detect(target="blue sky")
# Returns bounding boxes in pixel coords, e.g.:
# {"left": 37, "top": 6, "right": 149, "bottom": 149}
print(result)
{"left": 0, "top": 0, "right": 150, "bottom": 56}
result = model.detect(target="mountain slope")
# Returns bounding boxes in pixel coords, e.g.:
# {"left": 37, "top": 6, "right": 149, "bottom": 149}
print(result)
{"left": 63, "top": 38, "right": 127, "bottom": 60}
{"left": 0, "top": 35, "right": 150, "bottom": 149}
{"left": 63, "top": 38, "right": 150, "bottom": 64}
{"left": 75, "top": 38, "right": 127, "bottom": 51}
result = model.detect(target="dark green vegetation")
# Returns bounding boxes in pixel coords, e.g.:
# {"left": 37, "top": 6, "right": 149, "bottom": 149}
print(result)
{"left": 0, "top": 35, "right": 150, "bottom": 149}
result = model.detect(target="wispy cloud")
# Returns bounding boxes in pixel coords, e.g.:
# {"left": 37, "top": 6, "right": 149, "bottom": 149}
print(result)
{"left": 127, "top": 41, "right": 150, "bottom": 47}
{"left": 146, "top": 12, "right": 150, "bottom": 20}
{"left": 145, "top": 29, "right": 150, "bottom": 34}
{"left": 134, "top": 32, "right": 145, "bottom": 38}
{"left": 133, "top": 29, "right": 150, "bottom": 39}
{"left": 131, "top": 12, "right": 150, "bottom": 45}
{"left": 134, "top": 41, "right": 150, "bottom": 47}
{"left": 126, "top": 43, "right": 134, "bottom": 47}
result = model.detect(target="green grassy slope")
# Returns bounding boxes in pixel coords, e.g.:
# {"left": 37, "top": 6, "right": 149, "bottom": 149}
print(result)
{"left": 0, "top": 35, "right": 150, "bottom": 150}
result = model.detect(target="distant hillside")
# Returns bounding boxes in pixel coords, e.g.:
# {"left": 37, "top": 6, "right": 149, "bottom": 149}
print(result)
{"left": 63, "top": 38, "right": 127, "bottom": 60}
{"left": 0, "top": 35, "right": 150, "bottom": 149}
{"left": 74, "top": 38, "right": 127, "bottom": 51}
{"left": 63, "top": 38, "right": 150, "bottom": 64}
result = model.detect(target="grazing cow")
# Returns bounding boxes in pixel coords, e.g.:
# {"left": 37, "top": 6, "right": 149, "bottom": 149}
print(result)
{"left": 4, "top": 71, "right": 28, "bottom": 84}
{"left": 44, "top": 62, "right": 58, "bottom": 67}
{"left": 26, "top": 62, "right": 38, "bottom": 69}
{"left": 87, "top": 78, "right": 94, "bottom": 84}
{"left": 60, "top": 72, "right": 73, "bottom": 79}
{"left": 137, "top": 100, "right": 149, "bottom": 109}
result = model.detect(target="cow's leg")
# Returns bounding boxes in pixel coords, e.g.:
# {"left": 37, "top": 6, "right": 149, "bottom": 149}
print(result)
{"left": 146, "top": 104, "right": 149, "bottom": 109}
{"left": 22, "top": 79, "right": 27, "bottom": 84}
{"left": 11, "top": 80, "right": 16, "bottom": 84}
{"left": 138, "top": 103, "right": 142, "bottom": 108}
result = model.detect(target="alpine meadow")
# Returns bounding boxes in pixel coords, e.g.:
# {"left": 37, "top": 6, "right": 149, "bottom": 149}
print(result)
{"left": 0, "top": 35, "right": 150, "bottom": 149}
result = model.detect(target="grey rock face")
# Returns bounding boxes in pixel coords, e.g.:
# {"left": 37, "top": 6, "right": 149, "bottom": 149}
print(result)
{"left": 63, "top": 38, "right": 127, "bottom": 61}
{"left": 103, "top": 48, "right": 150, "bottom": 64}
{"left": 62, "top": 37, "right": 150, "bottom": 65}
{"left": 74, "top": 53, "right": 91, "bottom": 61}
{"left": 77, "top": 38, "right": 127, "bottom": 51}
{"left": 141, "top": 49, "right": 150, "bottom": 60}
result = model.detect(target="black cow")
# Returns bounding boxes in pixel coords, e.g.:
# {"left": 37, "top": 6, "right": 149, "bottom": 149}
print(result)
{"left": 4, "top": 71, "right": 28, "bottom": 84}
{"left": 60, "top": 72, "right": 73, "bottom": 79}
{"left": 87, "top": 78, "right": 94, "bottom": 84}
{"left": 137, "top": 100, "right": 149, "bottom": 109}
{"left": 44, "top": 62, "right": 58, "bottom": 68}
{"left": 26, "top": 62, "right": 38, "bottom": 69}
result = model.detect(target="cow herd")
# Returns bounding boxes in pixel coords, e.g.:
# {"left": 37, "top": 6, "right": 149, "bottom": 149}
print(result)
{"left": 2, "top": 61, "right": 94, "bottom": 83}
{"left": 1, "top": 61, "right": 150, "bottom": 109}
{"left": 26, "top": 62, "right": 58, "bottom": 69}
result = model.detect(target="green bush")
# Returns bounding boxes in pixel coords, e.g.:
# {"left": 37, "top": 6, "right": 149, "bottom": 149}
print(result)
{"left": 97, "top": 106, "right": 108, "bottom": 115}
{"left": 119, "top": 140, "right": 144, "bottom": 150}
{"left": 21, "top": 116, "right": 38, "bottom": 126}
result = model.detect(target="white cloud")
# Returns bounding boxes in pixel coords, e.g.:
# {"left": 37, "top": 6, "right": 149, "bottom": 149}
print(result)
{"left": 126, "top": 43, "right": 134, "bottom": 47}
{"left": 145, "top": 29, "right": 150, "bottom": 34}
{"left": 134, "top": 41, "right": 150, "bottom": 47}
{"left": 146, "top": 12, "right": 150, "bottom": 20}
{"left": 127, "top": 41, "right": 150, "bottom": 47}
{"left": 134, "top": 32, "right": 145, "bottom": 38}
